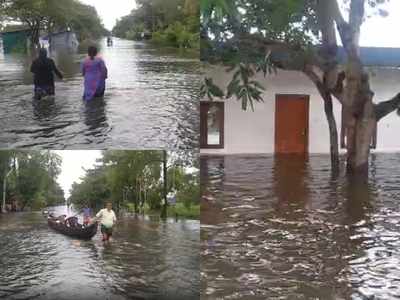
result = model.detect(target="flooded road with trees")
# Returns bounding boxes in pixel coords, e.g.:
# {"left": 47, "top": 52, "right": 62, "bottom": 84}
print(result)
{"left": 0, "top": 38, "right": 200, "bottom": 150}
{"left": 0, "top": 206, "right": 200, "bottom": 300}
{"left": 201, "top": 154, "right": 400, "bottom": 299}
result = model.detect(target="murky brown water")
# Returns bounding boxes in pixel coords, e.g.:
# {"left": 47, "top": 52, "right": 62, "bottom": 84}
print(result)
{"left": 201, "top": 154, "right": 400, "bottom": 299}
{"left": 0, "top": 206, "right": 200, "bottom": 300}
{"left": 0, "top": 38, "right": 200, "bottom": 150}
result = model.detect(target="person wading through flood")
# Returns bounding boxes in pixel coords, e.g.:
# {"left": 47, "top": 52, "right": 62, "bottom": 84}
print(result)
{"left": 30, "top": 48, "right": 63, "bottom": 100}
{"left": 82, "top": 203, "right": 92, "bottom": 226}
{"left": 95, "top": 202, "right": 116, "bottom": 242}
{"left": 81, "top": 46, "right": 108, "bottom": 101}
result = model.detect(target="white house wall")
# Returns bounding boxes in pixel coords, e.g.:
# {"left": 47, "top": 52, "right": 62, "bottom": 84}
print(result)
{"left": 50, "top": 33, "right": 79, "bottom": 51}
{"left": 201, "top": 66, "right": 400, "bottom": 155}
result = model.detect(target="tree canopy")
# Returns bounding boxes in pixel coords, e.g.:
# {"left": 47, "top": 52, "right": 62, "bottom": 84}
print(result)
{"left": 0, "top": 150, "right": 64, "bottom": 211}
{"left": 0, "top": 0, "right": 107, "bottom": 45}
{"left": 112, "top": 0, "right": 199, "bottom": 49}
{"left": 69, "top": 150, "right": 199, "bottom": 218}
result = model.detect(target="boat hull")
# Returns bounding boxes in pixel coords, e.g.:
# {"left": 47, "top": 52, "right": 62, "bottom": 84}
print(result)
{"left": 48, "top": 217, "right": 98, "bottom": 240}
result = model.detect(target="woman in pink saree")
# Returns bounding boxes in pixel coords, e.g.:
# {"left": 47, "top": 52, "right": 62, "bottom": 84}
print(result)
{"left": 81, "top": 46, "right": 108, "bottom": 101}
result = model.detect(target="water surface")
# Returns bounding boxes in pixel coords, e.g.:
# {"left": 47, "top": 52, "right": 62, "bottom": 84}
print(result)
{"left": 201, "top": 154, "right": 400, "bottom": 299}
{"left": 0, "top": 206, "right": 200, "bottom": 300}
{"left": 0, "top": 38, "right": 200, "bottom": 149}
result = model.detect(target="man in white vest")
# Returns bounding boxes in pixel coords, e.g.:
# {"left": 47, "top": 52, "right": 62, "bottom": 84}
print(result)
{"left": 95, "top": 201, "right": 117, "bottom": 242}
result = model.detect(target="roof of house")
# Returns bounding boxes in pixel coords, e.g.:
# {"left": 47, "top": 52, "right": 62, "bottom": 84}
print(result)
{"left": 270, "top": 46, "right": 400, "bottom": 68}
{"left": 49, "top": 30, "right": 74, "bottom": 36}
{"left": 40, "top": 30, "right": 76, "bottom": 40}
{"left": 1, "top": 28, "right": 31, "bottom": 34}
{"left": 338, "top": 47, "right": 400, "bottom": 67}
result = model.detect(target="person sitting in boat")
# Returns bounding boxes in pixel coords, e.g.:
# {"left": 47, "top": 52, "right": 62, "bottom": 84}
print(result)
{"left": 82, "top": 204, "right": 92, "bottom": 226}
{"left": 81, "top": 46, "right": 108, "bottom": 101}
{"left": 65, "top": 216, "right": 78, "bottom": 227}
{"left": 95, "top": 201, "right": 116, "bottom": 242}
{"left": 56, "top": 214, "right": 67, "bottom": 223}
{"left": 30, "top": 48, "right": 63, "bottom": 100}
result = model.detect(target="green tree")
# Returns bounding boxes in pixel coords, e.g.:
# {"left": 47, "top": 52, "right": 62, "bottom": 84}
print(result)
{"left": 112, "top": 0, "right": 199, "bottom": 49}
{"left": 68, "top": 151, "right": 199, "bottom": 218}
{"left": 1, "top": 151, "right": 64, "bottom": 211}
{"left": 0, "top": 0, "right": 106, "bottom": 47}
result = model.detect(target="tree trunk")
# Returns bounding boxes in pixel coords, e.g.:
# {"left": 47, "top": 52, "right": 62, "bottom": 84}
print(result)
{"left": 323, "top": 96, "right": 340, "bottom": 174}
{"left": 305, "top": 69, "right": 340, "bottom": 173}
{"left": 346, "top": 100, "right": 376, "bottom": 176}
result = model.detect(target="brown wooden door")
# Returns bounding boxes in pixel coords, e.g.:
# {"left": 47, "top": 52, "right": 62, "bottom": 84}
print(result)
{"left": 275, "top": 94, "right": 309, "bottom": 154}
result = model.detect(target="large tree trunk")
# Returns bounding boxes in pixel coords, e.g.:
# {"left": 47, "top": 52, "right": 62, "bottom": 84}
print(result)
{"left": 333, "top": 0, "right": 374, "bottom": 176}
{"left": 346, "top": 99, "right": 376, "bottom": 175}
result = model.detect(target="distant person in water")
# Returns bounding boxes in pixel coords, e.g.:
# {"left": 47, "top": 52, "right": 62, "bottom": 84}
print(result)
{"left": 107, "top": 36, "right": 113, "bottom": 46}
{"left": 82, "top": 203, "right": 92, "bottom": 226}
{"left": 95, "top": 201, "right": 116, "bottom": 242}
{"left": 30, "top": 48, "right": 63, "bottom": 100}
{"left": 81, "top": 46, "right": 108, "bottom": 101}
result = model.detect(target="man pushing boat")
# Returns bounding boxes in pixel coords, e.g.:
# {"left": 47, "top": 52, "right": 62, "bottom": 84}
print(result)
{"left": 95, "top": 201, "right": 116, "bottom": 242}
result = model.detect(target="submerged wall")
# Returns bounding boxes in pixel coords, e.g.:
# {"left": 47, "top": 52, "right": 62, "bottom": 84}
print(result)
{"left": 201, "top": 66, "right": 400, "bottom": 154}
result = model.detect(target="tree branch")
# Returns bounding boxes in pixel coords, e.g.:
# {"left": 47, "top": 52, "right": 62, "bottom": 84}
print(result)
{"left": 375, "top": 93, "right": 400, "bottom": 121}
{"left": 316, "top": 0, "right": 341, "bottom": 91}
{"left": 330, "top": 71, "right": 345, "bottom": 103}
{"left": 331, "top": 0, "right": 347, "bottom": 27}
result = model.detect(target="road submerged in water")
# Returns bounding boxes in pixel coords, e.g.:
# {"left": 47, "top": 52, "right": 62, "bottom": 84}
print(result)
{"left": 0, "top": 38, "right": 200, "bottom": 150}
{"left": 0, "top": 206, "right": 200, "bottom": 300}
{"left": 201, "top": 154, "right": 400, "bottom": 300}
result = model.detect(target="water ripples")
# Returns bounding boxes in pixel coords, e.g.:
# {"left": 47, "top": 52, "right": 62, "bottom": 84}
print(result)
{"left": 0, "top": 38, "right": 200, "bottom": 150}
{"left": 0, "top": 209, "right": 199, "bottom": 299}
{"left": 201, "top": 154, "right": 400, "bottom": 299}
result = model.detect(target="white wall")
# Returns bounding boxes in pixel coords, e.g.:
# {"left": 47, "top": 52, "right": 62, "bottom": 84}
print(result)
{"left": 51, "top": 32, "right": 79, "bottom": 51}
{"left": 201, "top": 66, "right": 400, "bottom": 155}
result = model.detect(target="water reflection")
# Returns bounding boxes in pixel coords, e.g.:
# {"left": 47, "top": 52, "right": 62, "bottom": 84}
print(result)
{"left": 0, "top": 38, "right": 200, "bottom": 149}
{"left": 83, "top": 97, "right": 108, "bottom": 135}
{"left": 0, "top": 207, "right": 200, "bottom": 300}
{"left": 201, "top": 154, "right": 400, "bottom": 299}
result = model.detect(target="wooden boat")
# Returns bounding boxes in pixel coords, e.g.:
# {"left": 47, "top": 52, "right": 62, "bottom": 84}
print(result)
{"left": 47, "top": 216, "right": 98, "bottom": 240}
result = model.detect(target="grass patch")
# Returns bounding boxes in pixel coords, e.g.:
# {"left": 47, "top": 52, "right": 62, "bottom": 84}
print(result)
{"left": 125, "top": 202, "right": 199, "bottom": 219}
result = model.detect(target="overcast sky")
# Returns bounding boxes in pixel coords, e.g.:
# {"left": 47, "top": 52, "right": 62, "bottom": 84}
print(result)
{"left": 54, "top": 150, "right": 102, "bottom": 199}
{"left": 80, "top": 0, "right": 137, "bottom": 31}
{"left": 339, "top": 0, "right": 400, "bottom": 47}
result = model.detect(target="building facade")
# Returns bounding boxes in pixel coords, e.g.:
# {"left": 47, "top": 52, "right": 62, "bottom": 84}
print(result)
{"left": 200, "top": 48, "right": 400, "bottom": 155}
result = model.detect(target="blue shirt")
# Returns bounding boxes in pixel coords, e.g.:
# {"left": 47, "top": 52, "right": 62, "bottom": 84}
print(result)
{"left": 83, "top": 208, "right": 91, "bottom": 217}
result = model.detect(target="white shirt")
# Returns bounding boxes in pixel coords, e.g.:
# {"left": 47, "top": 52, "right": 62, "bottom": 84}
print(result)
{"left": 96, "top": 208, "right": 116, "bottom": 228}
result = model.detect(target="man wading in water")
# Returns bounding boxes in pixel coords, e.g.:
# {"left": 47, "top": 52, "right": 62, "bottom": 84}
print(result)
{"left": 30, "top": 48, "right": 63, "bottom": 100}
{"left": 95, "top": 202, "right": 116, "bottom": 242}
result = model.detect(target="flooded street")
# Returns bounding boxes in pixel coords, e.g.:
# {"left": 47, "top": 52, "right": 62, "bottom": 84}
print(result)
{"left": 0, "top": 206, "right": 200, "bottom": 300}
{"left": 201, "top": 154, "right": 400, "bottom": 299}
{"left": 0, "top": 38, "right": 200, "bottom": 149}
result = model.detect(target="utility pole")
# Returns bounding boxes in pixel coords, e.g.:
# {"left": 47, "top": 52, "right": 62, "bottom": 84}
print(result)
{"left": 2, "top": 173, "right": 6, "bottom": 213}
{"left": 161, "top": 150, "right": 168, "bottom": 219}
{"left": 2, "top": 169, "right": 13, "bottom": 213}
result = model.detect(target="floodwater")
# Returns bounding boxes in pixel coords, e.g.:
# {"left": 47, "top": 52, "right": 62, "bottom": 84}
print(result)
{"left": 0, "top": 38, "right": 200, "bottom": 149}
{"left": 201, "top": 154, "right": 400, "bottom": 299}
{"left": 0, "top": 206, "right": 200, "bottom": 300}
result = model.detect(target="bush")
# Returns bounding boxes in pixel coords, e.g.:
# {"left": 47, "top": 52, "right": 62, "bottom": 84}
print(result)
{"left": 125, "top": 24, "right": 146, "bottom": 40}
{"left": 152, "top": 21, "right": 199, "bottom": 49}
{"left": 169, "top": 203, "right": 200, "bottom": 219}
{"left": 32, "top": 194, "right": 47, "bottom": 210}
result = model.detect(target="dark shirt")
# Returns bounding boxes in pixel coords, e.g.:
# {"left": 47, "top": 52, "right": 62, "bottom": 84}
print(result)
{"left": 30, "top": 57, "right": 63, "bottom": 87}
